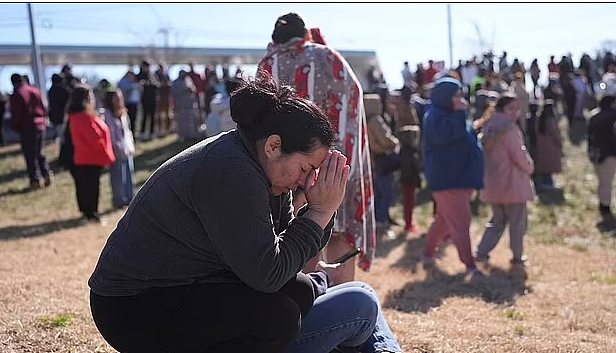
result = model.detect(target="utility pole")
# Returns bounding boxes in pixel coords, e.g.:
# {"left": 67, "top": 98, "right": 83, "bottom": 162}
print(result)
{"left": 158, "top": 27, "right": 171, "bottom": 62}
{"left": 27, "top": 3, "right": 46, "bottom": 97}
{"left": 447, "top": 3, "right": 454, "bottom": 69}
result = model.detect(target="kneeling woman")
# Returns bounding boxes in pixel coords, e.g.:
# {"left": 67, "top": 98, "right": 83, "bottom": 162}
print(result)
{"left": 88, "top": 75, "right": 402, "bottom": 353}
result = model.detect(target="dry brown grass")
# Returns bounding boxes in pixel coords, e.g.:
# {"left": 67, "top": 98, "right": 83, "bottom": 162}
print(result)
{"left": 1, "top": 120, "right": 616, "bottom": 352}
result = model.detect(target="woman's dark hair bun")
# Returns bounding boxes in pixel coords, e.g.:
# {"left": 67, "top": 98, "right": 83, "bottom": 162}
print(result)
{"left": 271, "top": 12, "right": 307, "bottom": 44}
{"left": 230, "top": 72, "right": 295, "bottom": 129}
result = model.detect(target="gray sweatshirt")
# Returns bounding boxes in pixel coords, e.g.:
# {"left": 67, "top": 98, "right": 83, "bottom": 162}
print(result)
{"left": 89, "top": 130, "right": 331, "bottom": 296}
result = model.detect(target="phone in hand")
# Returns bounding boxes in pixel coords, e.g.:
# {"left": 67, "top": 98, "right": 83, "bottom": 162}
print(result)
{"left": 331, "top": 247, "right": 361, "bottom": 264}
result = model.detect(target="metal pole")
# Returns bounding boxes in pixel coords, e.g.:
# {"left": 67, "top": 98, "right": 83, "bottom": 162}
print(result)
{"left": 447, "top": 3, "right": 454, "bottom": 69}
{"left": 27, "top": 3, "right": 46, "bottom": 96}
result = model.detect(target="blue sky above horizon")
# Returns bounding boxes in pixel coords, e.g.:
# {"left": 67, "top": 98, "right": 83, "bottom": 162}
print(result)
{"left": 1, "top": 2, "right": 615, "bottom": 91}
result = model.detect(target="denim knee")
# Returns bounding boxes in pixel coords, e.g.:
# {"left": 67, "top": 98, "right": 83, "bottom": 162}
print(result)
{"left": 339, "top": 287, "right": 379, "bottom": 347}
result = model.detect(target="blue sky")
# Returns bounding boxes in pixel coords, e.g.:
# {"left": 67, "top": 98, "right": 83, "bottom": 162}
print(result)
{"left": 1, "top": 2, "right": 615, "bottom": 92}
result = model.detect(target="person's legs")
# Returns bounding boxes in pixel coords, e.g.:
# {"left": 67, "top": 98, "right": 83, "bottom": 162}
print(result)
{"left": 286, "top": 281, "right": 402, "bottom": 353}
{"left": 20, "top": 129, "right": 40, "bottom": 186}
{"left": 595, "top": 157, "right": 616, "bottom": 214}
{"left": 476, "top": 204, "right": 507, "bottom": 261}
{"left": 109, "top": 162, "right": 124, "bottom": 208}
{"left": 505, "top": 203, "right": 528, "bottom": 262}
{"left": 122, "top": 157, "right": 135, "bottom": 206}
{"left": 91, "top": 282, "right": 302, "bottom": 353}
{"left": 140, "top": 102, "right": 153, "bottom": 139}
{"left": 423, "top": 191, "right": 451, "bottom": 259}
{"left": 83, "top": 166, "right": 102, "bottom": 218}
{"left": 33, "top": 130, "right": 51, "bottom": 185}
{"left": 402, "top": 184, "right": 416, "bottom": 231}
{"left": 373, "top": 173, "right": 393, "bottom": 225}
{"left": 433, "top": 189, "right": 476, "bottom": 270}
{"left": 70, "top": 166, "right": 86, "bottom": 215}
{"left": 126, "top": 103, "right": 138, "bottom": 136}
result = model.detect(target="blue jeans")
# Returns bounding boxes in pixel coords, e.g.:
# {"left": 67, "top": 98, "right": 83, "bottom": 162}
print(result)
{"left": 109, "top": 157, "right": 135, "bottom": 208}
{"left": 373, "top": 173, "right": 394, "bottom": 223}
{"left": 285, "top": 282, "right": 402, "bottom": 353}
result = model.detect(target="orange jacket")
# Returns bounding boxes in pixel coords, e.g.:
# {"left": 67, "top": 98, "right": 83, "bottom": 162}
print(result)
{"left": 69, "top": 112, "right": 116, "bottom": 167}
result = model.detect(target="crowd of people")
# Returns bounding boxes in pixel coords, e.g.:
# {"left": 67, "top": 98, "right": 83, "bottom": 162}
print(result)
{"left": 3, "top": 10, "right": 616, "bottom": 353}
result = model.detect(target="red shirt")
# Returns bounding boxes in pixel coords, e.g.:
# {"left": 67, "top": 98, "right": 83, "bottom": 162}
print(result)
{"left": 69, "top": 112, "right": 116, "bottom": 167}
{"left": 9, "top": 84, "right": 47, "bottom": 133}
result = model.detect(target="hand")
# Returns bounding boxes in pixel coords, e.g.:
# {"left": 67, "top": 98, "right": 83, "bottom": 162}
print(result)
{"left": 315, "top": 261, "right": 342, "bottom": 284}
{"left": 304, "top": 150, "right": 350, "bottom": 217}
{"left": 301, "top": 151, "right": 350, "bottom": 229}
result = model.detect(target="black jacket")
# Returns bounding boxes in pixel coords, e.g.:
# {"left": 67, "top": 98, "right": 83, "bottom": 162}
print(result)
{"left": 588, "top": 107, "right": 616, "bottom": 164}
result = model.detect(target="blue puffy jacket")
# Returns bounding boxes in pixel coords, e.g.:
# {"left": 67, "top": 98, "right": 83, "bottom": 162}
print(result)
{"left": 421, "top": 77, "right": 484, "bottom": 192}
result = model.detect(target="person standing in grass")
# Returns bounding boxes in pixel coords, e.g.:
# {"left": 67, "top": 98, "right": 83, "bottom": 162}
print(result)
{"left": 103, "top": 89, "right": 136, "bottom": 210}
{"left": 421, "top": 77, "right": 484, "bottom": 278}
{"left": 67, "top": 84, "right": 115, "bottom": 222}
{"left": 533, "top": 100, "right": 563, "bottom": 190}
{"left": 587, "top": 94, "right": 616, "bottom": 222}
{"left": 475, "top": 94, "right": 535, "bottom": 266}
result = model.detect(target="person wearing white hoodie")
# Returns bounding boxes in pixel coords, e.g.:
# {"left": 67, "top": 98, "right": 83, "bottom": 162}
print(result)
{"left": 207, "top": 78, "right": 241, "bottom": 137}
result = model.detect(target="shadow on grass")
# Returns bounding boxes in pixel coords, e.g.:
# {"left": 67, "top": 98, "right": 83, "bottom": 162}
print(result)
{"left": 0, "top": 136, "right": 196, "bottom": 241}
{"left": 0, "top": 216, "right": 87, "bottom": 241}
{"left": 383, "top": 263, "right": 530, "bottom": 313}
{"left": 381, "top": 230, "right": 530, "bottom": 313}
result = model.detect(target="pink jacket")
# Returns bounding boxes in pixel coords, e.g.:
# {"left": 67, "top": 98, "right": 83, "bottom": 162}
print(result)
{"left": 479, "top": 112, "right": 535, "bottom": 204}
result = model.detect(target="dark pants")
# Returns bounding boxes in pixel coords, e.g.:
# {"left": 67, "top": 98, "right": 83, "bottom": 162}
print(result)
{"left": 141, "top": 101, "right": 157, "bottom": 136}
{"left": 20, "top": 129, "right": 50, "bottom": 183}
{"left": 90, "top": 274, "right": 314, "bottom": 353}
{"left": 126, "top": 103, "right": 138, "bottom": 135}
{"left": 70, "top": 165, "right": 102, "bottom": 217}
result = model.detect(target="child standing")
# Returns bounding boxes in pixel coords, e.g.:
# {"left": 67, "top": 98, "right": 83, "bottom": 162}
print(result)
{"left": 534, "top": 100, "right": 563, "bottom": 190}
{"left": 104, "top": 90, "right": 136, "bottom": 209}
{"left": 476, "top": 94, "right": 535, "bottom": 266}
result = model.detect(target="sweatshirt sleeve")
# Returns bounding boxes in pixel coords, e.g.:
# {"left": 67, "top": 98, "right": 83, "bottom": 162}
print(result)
{"left": 306, "top": 271, "right": 329, "bottom": 298}
{"left": 189, "top": 156, "right": 326, "bottom": 293}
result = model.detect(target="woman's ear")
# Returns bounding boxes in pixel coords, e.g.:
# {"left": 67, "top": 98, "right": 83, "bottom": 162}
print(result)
{"left": 263, "top": 134, "right": 283, "bottom": 159}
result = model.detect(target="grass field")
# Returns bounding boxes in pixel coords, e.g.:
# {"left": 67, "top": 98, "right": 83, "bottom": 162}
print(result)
{"left": 0, "top": 120, "right": 615, "bottom": 352}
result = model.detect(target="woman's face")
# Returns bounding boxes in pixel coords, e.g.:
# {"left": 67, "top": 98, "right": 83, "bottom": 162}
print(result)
{"left": 451, "top": 90, "right": 468, "bottom": 111}
{"left": 503, "top": 100, "right": 521, "bottom": 121}
{"left": 260, "top": 135, "right": 329, "bottom": 196}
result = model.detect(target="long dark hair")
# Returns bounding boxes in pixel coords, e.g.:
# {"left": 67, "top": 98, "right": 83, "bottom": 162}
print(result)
{"left": 104, "top": 89, "right": 126, "bottom": 118}
{"left": 231, "top": 72, "right": 335, "bottom": 154}
{"left": 67, "top": 84, "right": 93, "bottom": 114}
